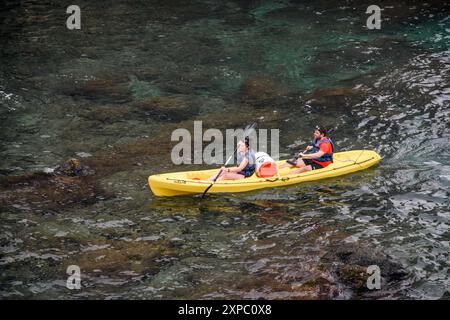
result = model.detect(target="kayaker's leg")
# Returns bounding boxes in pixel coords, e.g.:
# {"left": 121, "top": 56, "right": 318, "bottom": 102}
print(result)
{"left": 287, "top": 158, "right": 309, "bottom": 174}
{"left": 290, "top": 165, "right": 312, "bottom": 174}
{"left": 207, "top": 170, "right": 226, "bottom": 181}
{"left": 217, "top": 173, "right": 246, "bottom": 181}
{"left": 295, "top": 158, "right": 307, "bottom": 168}
{"left": 280, "top": 162, "right": 294, "bottom": 169}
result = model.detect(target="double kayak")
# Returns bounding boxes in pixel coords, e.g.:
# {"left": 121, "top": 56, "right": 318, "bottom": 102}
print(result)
{"left": 148, "top": 150, "right": 381, "bottom": 197}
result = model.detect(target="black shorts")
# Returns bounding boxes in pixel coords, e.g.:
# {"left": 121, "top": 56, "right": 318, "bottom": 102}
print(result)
{"left": 302, "top": 159, "right": 324, "bottom": 170}
{"left": 237, "top": 169, "right": 255, "bottom": 177}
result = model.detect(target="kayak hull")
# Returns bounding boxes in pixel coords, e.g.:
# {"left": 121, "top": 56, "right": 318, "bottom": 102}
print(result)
{"left": 148, "top": 150, "right": 381, "bottom": 197}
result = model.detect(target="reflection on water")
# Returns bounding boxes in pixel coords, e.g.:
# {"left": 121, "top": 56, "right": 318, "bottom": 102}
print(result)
{"left": 1, "top": 0, "right": 450, "bottom": 299}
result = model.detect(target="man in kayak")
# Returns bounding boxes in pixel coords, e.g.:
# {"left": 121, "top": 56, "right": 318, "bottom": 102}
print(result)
{"left": 207, "top": 137, "right": 256, "bottom": 181}
{"left": 281, "top": 125, "right": 335, "bottom": 174}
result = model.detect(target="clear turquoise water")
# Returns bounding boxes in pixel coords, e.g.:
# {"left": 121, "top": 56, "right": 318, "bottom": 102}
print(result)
{"left": 0, "top": 0, "right": 449, "bottom": 299}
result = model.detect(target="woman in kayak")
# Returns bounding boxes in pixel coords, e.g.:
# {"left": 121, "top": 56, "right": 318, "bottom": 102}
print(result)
{"left": 281, "top": 125, "right": 335, "bottom": 174}
{"left": 207, "top": 137, "right": 256, "bottom": 181}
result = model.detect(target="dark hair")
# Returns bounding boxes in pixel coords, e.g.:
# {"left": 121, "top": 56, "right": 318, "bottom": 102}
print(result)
{"left": 315, "top": 125, "right": 328, "bottom": 136}
{"left": 244, "top": 136, "right": 250, "bottom": 148}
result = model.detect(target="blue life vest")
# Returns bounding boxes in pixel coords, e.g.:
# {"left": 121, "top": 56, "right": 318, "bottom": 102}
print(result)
{"left": 311, "top": 137, "right": 335, "bottom": 163}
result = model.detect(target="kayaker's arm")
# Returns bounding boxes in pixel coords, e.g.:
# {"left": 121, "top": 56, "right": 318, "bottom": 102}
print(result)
{"left": 299, "top": 150, "right": 324, "bottom": 159}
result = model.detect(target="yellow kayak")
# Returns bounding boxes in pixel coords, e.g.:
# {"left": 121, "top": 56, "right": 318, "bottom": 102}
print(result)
{"left": 148, "top": 150, "right": 381, "bottom": 197}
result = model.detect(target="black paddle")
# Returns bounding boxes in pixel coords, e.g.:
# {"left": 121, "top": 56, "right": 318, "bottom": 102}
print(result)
{"left": 286, "top": 148, "right": 309, "bottom": 165}
{"left": 201, "top": 122, "right": 257, "bottom": 198}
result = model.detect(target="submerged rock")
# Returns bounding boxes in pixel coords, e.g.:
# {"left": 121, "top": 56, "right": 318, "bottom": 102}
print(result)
{"left": 239, "top": 77, "right": 285, "bottom": 107}
{"left": 229, "top": 240, "right": 408, "bottom": 300}
{"left": 71, "top": 239, "right": 175, "bottom": 275}
{"left": 306, "top": 86, "right": 366, "bottom": 109}
{"left": 320, "top": 242, "right": 408, "bottom": 298}
{"left": 160, "top": 74, "right": 213, "bottom": 95}
{"left": 0, "top": 159, "right": 106, "bottom": 211}
{"left": 63, "top": 75, "right": 132, "bottom": 103}
{"left": 82, "top": 133, "right": 177, "bottom": 177}
{"left": 54, "top": 158, "right": 95, "bottom": 177}
{"left": 82, "top": 105, "right": 135, "bottom": 123}
{"left": 309, "top": 87, "right": 361, "bottom": 98}
{"left": 134, "top": 95, "right": 199, "bottom": 122}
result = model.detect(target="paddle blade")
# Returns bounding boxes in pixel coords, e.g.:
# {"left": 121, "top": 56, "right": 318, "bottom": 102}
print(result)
{"left": 243, "top": 122, "right": 257, "bottom": 135}
{"left": 201, "top": 183, "right": 214, "bottom": 198}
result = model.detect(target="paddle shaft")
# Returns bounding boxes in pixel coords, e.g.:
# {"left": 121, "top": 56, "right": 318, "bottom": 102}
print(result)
{"left": 287, "top": 148, "right": 309, "bottom": 165}
{"left": 201, "top": 146, "right": 241, "bottom": 198}
{"left": 297, "top": 148, "right": 309, "bottom": 158}
{"left": 210, "top": 150, "right": 237, "bottom": 183}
